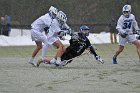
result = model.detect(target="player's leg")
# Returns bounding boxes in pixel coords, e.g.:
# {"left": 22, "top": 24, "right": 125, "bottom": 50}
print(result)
{"left": 28, "top": 29, "right": 44, "bottom": 66}
{"left": 110, "top": 32, "right": 113, "bottom": 44}
{"left": 112, "top": 35, "right": 126, "bottom": 64}
{"left": 132, "top": 40, "right": 140, "bottom": 60}
{"left": 37, "top": 37, "right": 65, "bottom": 66}
{"left": 113, "top": 45, "right": 124, "bottom": 64}
{"left": 36, "top": 56, "right": 54, "bottom": 67}
{"left": 41, "top": 33, "right": 50, "bottom": 59}
{"left": 128, "top": 35, "right": 140, "bottom": 61}
{"left": 41, "top": 43, "right": 49, "bottom": 58}
{"left": 52, "top": 40, "right": 65, "bottom": 65}
{"left": 33, "top": 41, "right": 42, "bottom": 57}
{"left": 113, "top": 45, "right": 124, "bottom": 58}
{"left": 29, "top": 41, "right": 42, "bottom": 66}
{"left": 114, "top": 33, "right": 117, "bottom": 43}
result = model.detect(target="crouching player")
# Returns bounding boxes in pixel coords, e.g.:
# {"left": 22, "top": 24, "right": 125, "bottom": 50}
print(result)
{"left": 37, "top": 25, "right": 104, "bottom": 67}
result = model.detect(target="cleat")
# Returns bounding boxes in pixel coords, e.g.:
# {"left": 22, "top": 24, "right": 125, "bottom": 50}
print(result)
{"left": 112, "top": 57, "right": 117, "bottom": 64}
{"left": 55, "top": 60, "right": 62, "bottom": 66}
{"left": 28, "top": 58, "right": 36, "bottom": 67}
{"left": 95, "top": 56, "right": 104, "bottom": 64}
{"left": 36, "top": 58, "right": 45, "bottom": 67}
{"left": 55, "top": 57, "right": 63, "bottom": 66}
{"left": 49, "top": 58, "right": 56, "bottom": 65}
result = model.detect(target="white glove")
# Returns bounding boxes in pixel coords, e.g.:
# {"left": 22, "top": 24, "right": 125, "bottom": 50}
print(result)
{"left": 95, "top": 56, "right": 104, "bottom": 64}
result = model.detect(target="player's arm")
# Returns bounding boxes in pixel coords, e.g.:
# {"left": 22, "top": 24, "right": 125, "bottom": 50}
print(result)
{"left": 88, "top": 46, "right": 98, "bottom": 57}
{"left": 85, "top": 38, "right": 98, "bottom": 57}
{"left": 133, "top": 15, "right": 139, "bottom": 30}
{"left": 86, "top": 38, "right": 104, "bottom": 63}
{"left": 132, "top": 15, "right": 140, "bottom": 35}
{"left": 61, "top": 23, "right": 72, "bottom": 35}
{"left": 116, "top": 16, "right": 125, "bottom": 34}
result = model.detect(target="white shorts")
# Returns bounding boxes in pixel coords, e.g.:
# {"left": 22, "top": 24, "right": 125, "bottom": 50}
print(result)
{"left": 119, "top": 34, "right": 136, "bottom": 46}
{"left": 46, "top": 36, "right": 59, "bottom": 45}
{"left": 31, "top": 29, "right": 47, "bottom": 44}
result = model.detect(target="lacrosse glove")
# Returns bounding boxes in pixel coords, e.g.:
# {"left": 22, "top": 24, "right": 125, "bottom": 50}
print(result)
{"left": 120, "top": 32, "right": 128, "bottom": 38}
{"left": 136, "top": 30, "right": 140, "bottom": 36}
{"left": 44, "top": 27, "right": 49, "bottom": 33}
{"left": 58, "top": 31, "right": 66, "bottom": 40}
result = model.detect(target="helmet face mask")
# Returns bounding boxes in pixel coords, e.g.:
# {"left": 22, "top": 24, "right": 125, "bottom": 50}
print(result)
{"left": 123, "top": 11, "right": 129, "bottom": 17}
{"left": 56, "top": 11, "right": 67, "bottom": 25}
{"left": 81, "top": 30, "right": 90, "bottom": 36}
{"left": 80, "top": 25, "right": 90, "bottom": 36}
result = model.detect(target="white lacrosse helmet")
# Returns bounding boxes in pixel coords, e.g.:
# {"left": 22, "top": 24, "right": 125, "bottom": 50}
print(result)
{"left": 122, "top": 5, "right": 131, "bottom": 17}
{"left": 56, "top": 11, "right": 67, "bottom": 23}
{"left": 49, "top": 6, "right": 58, "bottom": 18}
{"left": 122, "top": 4, "right": 131, "bottom": 12}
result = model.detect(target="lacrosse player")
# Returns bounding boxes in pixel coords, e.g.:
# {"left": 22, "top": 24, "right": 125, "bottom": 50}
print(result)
{"left": 112, "top": 4, "right": 140, "bottom": 64}
{"left": 37, "top": 25, "right": 104, "bottom": 67}
{"left": 44, "top": 11, "right": 71, "bottom": 65}
{"left": 28, "top": 6, "right": 58, "bottom": 66}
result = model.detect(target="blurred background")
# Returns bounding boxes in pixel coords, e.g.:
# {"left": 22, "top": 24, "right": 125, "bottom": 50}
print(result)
{"left": 0, "top": 0, "right": 140, "bottom": 35}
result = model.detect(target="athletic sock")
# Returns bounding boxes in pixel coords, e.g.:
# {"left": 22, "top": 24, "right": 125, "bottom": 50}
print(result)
{"left": 42, "top": 44, "right": 49, "bottom": 58}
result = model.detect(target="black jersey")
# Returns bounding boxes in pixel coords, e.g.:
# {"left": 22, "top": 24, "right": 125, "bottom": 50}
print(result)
{"left": 61, "top": 33, "right": 93, "bottom": 62}
{"left": 69, "top": 33, "right": 92, "bottom": 54}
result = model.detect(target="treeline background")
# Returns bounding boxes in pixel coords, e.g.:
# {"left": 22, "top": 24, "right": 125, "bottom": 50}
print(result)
{"left": 0, "top": 0, "right": 140, "bottom": 32}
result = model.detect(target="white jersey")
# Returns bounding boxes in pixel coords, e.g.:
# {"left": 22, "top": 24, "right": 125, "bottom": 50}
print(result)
{"left": 31, "top": 13, "right": 53, "bottom": 33}
{"left": 45, "top": 18, "right": 70, "bottom": 45}
{"left": 116, "top": 14, "right": 139, "bottom": 34}
{"left": 46, "top": 18, "right": 61, "bottom": 45}
{"left": 47, "top": 18, "right": 61, "bottom": 38}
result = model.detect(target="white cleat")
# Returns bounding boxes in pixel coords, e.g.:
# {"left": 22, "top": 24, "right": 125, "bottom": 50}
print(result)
{"left": 28, "top": 58, "right": 36, "bottom": 67}
{"left": 49, "top": 58, "right": 57, "bottom": 65}
{"left": 55, "top": 59, "right": 63, "bottom": 66}
{"left": 54, "top": 57, "right": 63, "bottom": 66}
{"left": 95, "top": 56, "right": 104, "bottom": 64}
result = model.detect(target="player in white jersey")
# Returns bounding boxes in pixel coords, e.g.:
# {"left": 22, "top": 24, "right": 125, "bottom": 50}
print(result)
{"left": 28, "top": 6, "right": 58, "bottom": 66}
{"left": 112, "top": 4, "right": 140, "bottom": 64}
{"left": 37, "top": 11, "right": 71, "bottom": 66}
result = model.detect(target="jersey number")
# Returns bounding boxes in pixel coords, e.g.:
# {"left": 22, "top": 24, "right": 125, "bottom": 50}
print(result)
{"left": 123, "top": 22, "right": 132, "bottom": 29}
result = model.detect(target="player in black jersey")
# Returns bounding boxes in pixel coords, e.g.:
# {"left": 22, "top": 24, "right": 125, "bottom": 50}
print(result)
{"left": 37, "top": 25, "right": 104, "bottom": 67}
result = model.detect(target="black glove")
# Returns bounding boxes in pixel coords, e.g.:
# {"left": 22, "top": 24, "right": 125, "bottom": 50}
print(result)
{"left": 120, "top": 32, "right": 128, "bottom": 38}
{"left": 44, "top": 27, "right": 49, "bottom": 33}
{"left": 58, "top": 31, "right": 66, "bottom": 38}
{"left": 61, "top": 28, "right": 72, "bottom": 36}
{"left": 71, "top": 34, "right": 79, "bottom": 41}
{"left": 67, "top": 28, "right": 72, "bottom": 35}
{"left": 58, "top": 31, "right": 66, "bottom": 40}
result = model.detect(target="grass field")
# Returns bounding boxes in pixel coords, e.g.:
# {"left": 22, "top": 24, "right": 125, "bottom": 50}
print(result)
{"left": 0, "top": 44, "right": 140, "bottom": 93}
